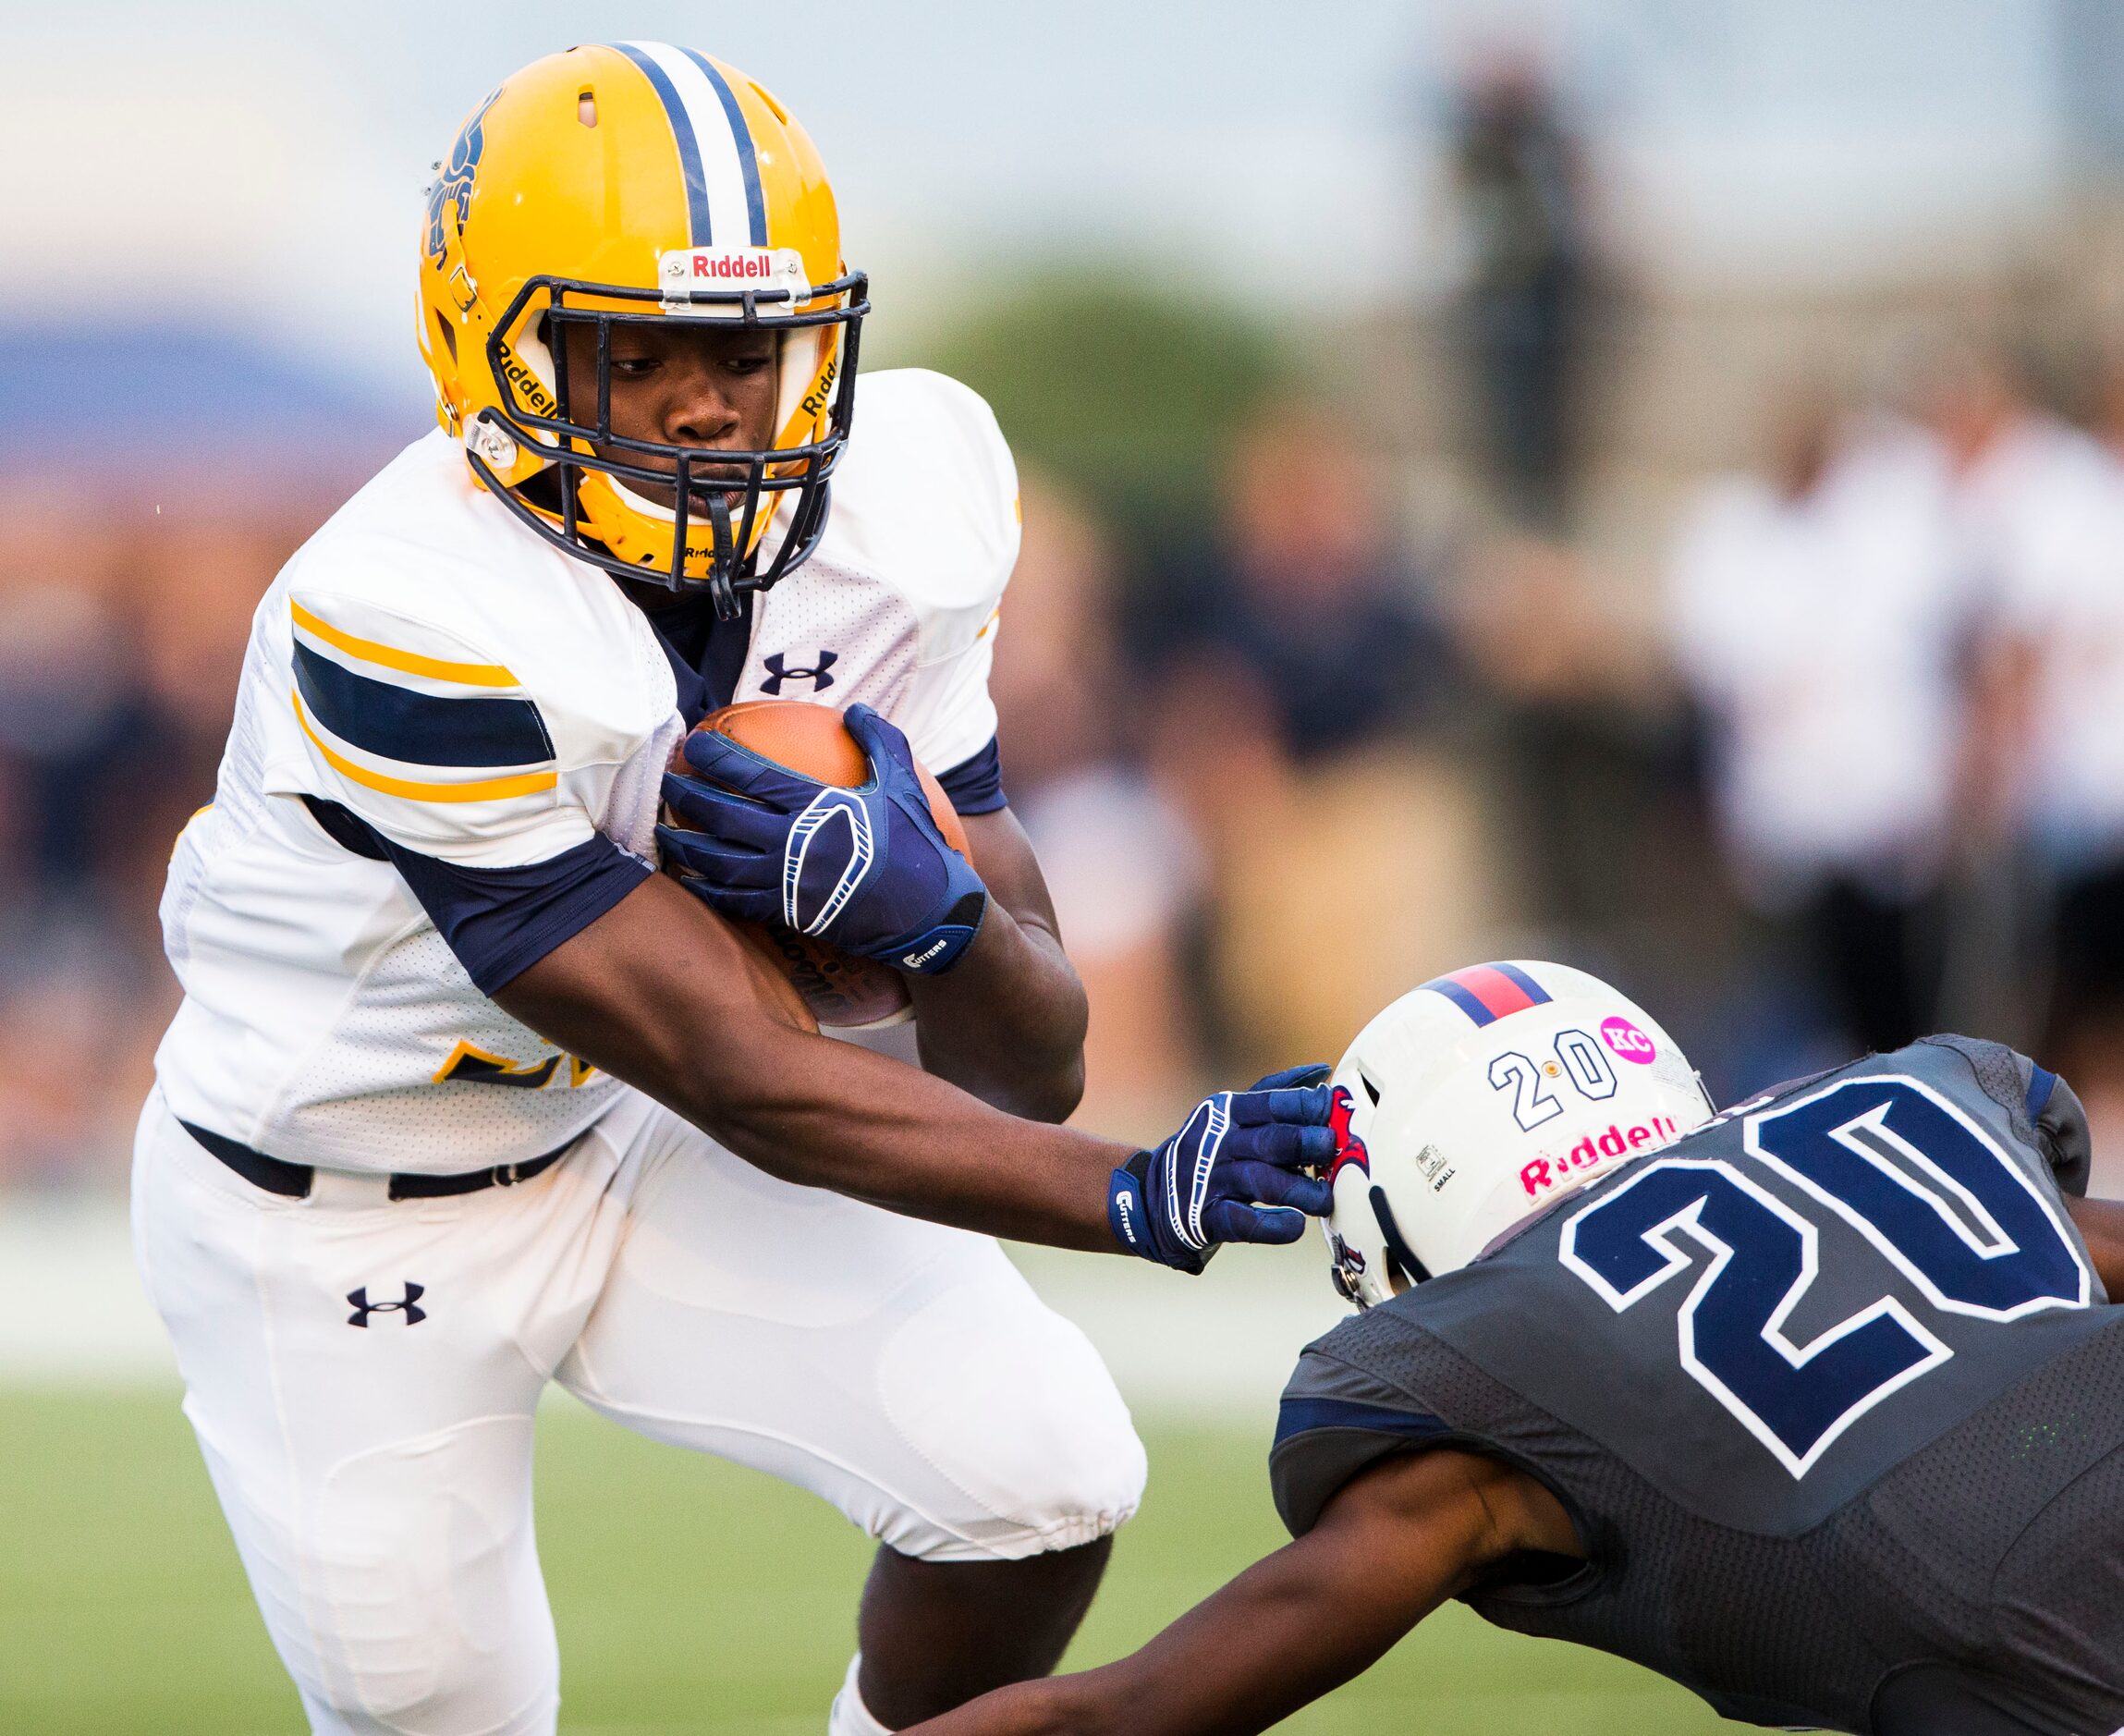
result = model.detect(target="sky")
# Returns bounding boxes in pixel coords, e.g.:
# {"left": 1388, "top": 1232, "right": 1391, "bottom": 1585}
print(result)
{"left": 0, "top": 0, "right": 2093, "bottom": 415}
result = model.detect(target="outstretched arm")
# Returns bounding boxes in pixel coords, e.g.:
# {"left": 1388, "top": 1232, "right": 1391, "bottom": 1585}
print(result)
{"left": 501, "top": 868, "right": 1119, "bottom": 1246}
{"left": 903, "top": 1449, "right": 1582, "bottom": 1736}
{"left": 497, "top": 870, "right": 1330, "bottom": 1257}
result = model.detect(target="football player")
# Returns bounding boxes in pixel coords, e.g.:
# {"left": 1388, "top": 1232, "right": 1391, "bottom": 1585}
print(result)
{"left": 135, "top": 44, "right": 1333, "bottom": 1736}
{"left": 905, "top": 963, "right": 2124, "bottom": 1736}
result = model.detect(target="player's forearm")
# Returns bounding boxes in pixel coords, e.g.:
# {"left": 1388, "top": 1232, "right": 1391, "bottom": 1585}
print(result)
{"left": 907, "top": 1530, "right": 1428, "bottom": 1736}
{"left": 500, "top": 873, "right": 1121, "bottom": 1249}
{"left": 897, "top": 1635, "right": 1238, "bottom": 1736}
{"left": 899, "top": 1670, "right": 1111, "bottom": 1736}
{"left": 909, "top": 1451, "right": 1545, "bottom": 1736}
{"left": 693, "top": 1028, "right": 1119, "bottom": 1246}
{"left": 909, "top": 900, "right": 1088, "bottom": 1122}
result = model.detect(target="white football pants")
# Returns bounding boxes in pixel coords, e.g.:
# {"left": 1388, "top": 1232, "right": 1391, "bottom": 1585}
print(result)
{"left": 132, "top": 1084, "right": 1145, "bottom": 1736}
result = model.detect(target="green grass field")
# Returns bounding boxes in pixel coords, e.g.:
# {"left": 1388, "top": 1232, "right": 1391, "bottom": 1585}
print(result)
{"left": 0, "top": 1389, "right": 1739, "bottom": 1734}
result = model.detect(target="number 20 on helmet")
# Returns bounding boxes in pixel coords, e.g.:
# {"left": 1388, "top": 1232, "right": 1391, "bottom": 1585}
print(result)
{"left": 415, "top": 43, "right": 867, "bottom": 615}
{"left": 1324, "top": 960, "right": 1715, "bottom": 1306}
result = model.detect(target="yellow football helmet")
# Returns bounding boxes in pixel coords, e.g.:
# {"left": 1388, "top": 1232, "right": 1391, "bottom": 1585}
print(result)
{"left": 416, "top": 43, "right": 867, "bottom": 614}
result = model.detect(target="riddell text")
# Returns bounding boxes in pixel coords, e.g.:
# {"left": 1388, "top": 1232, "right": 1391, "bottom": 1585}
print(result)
{"left": 694, "top": 253, "right": 777, "bottom": 278}
{"left": 1520, "top": 1118, "right": 1685, "bottom": 1197}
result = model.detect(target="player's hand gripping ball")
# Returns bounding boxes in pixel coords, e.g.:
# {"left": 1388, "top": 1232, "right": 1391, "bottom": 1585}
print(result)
{"left": 657, "top": 701, "right": 987, "bottom": 1028}
{"left": 1108, "top": 1066, "right": 1338, "bottom": 1274}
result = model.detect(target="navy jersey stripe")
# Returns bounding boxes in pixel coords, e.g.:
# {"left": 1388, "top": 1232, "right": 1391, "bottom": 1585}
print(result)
{"left": 2027, "top": 1064, "right": 2057, "bottom": 1122}
{"left": 936, "top": 736, "right": 1007, "bottom": 815}
{"left": 609, "top": 43, "right": 714, "bottom": 245}
{"left": 293, "top": 642, "right": 554, "bottom": 769}
{"left": 1273, "top": 1397, "right": 1451, "bottom": 1449}
{"left": 677, "top": 47, "right": 768, "bottom": 246}
{"left": 301, "top": 796, "right": 649, "bottom": 994}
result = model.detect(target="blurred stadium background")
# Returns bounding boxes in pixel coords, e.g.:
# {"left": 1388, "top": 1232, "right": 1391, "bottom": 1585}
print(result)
{"left": 8, "top": 0, "right": 2124, "bottom": 1727}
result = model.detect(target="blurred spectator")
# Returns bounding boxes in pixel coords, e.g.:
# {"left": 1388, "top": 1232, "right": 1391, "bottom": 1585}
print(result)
{"left": 1141, "top": 403, "right": 1460, "bottom": 762}
{"left": 1935, "top": 339, "right": 2124, "bottom": 1187}
{"left": 984, "top": 479, "right": 1125, "bottom": 794}
{"left": 0, "top": 487, "right": 290, "bottom": 1186}
{"left": 990, "top": 478, "right": 1209, "bottom": 1141}
{"left": 1931, "top": 337, "right": 2124, "bottom": 1062}
{"left": 1447, "top": 51, "right": 1591, "bottom": 531}
{"left": 1449, "top": 532, "right": 1690, "bottom": 956}
{"left": 1136, "top": 410, "right": 1509, "bottom": 1074}
{"left": 1666, "top": 388, "right": 1961, "bottom": 1057}
{"left": 1146, "top": 658, "right": 1511, "bottom": 1080}
{"left": 0, "top": 503, "right": 140, "bottom": 908}
{"left": 0, "top": 926, "right": 145, "bottom": 1188}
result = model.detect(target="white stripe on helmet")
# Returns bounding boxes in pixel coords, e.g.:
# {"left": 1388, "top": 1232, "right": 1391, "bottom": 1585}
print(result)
{"left": 624, "top": 41, "right": 757, "bottom": 251}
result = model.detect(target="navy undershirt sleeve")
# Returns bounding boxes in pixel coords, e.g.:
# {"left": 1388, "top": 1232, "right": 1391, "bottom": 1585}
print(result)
{"left": 936, "top": 735, "right": 1007, "bottom": 815}
{"left": 1267, "top": 1344, "right": 1462, "bottom": 1536}
{"left": 302, "top": 796, "right": 651, "bottom": 996}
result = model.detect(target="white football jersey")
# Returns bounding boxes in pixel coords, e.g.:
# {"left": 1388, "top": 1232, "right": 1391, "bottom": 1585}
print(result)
{"left": 155, "top": 369, "right": 1017, "bottom": 1174}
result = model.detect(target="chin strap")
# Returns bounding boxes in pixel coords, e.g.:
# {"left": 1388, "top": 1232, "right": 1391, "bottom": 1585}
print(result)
{"left": 1368, "top": 1184, "right": 1432, "bottom": 1287}
{"left": 667, "top": 452, "right": 739, "bottom": 616}
{"left": 704, "top": 489, "right": 740, "bottom": 620}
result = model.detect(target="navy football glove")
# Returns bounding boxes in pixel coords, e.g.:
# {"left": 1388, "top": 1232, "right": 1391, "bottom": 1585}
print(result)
{"left": 658, "top": 704, "right": 989, "bottom": 975}
{"left": 1109, "top": 1066, "right": 1337, "bottom": 1274}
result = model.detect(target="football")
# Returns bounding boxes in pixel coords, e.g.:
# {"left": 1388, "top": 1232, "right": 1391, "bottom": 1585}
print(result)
{"left": 664, "top": 700, "right": 970, "bottom": 1029}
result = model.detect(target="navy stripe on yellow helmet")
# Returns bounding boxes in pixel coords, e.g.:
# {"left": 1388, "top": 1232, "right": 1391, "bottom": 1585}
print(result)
{"left": 678, "top": 44, "right": 769, "bottom": 246}
{"left": 605, "top": 43, "right": 718, "bottom": 247}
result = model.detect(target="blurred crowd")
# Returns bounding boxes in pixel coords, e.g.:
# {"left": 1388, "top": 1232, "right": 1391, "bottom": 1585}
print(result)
{"left": 0, "top": 491, "right": 323, "bottom": 1186}
{"left": 997, "top": 410, "right": 1488, "bottom": 1141}
{"left": 1665, "top": 338, "right": 2124, "bottom": 1182}
{"left": 999, "top": 324, "right": 2124, "bottom": 1204}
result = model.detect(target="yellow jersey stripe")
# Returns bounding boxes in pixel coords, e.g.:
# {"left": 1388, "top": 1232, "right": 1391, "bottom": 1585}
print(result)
{"left": 290, "top": 600, "right": 519, "bottom": 689}
{"left": 169, "top": 801, "right": 214, "bottom": 863}
{"left": 293, "top": 693, "right": 556, "bottom": 804}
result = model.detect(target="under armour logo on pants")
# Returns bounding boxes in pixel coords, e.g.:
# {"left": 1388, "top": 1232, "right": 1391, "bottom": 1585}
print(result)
{"left": 347, "top": 1284, "right": 427, "bottom": 1326}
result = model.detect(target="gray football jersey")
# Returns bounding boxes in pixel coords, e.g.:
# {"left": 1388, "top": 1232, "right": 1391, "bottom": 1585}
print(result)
{"left": 1271, "top": 1037, "right": 2124, "bottom": 1733}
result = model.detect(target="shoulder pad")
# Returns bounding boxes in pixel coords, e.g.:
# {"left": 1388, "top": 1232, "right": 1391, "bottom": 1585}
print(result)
{"left": 821, "top": 369, "right": 1020, "bottom": 655}
{"left": 274, "top": 541, "right": 673, "bottom": 868}
{"left": 288, "top": 591, "right": 555, "bottom": 802}
{"left": 1270, "top": 1334, "right": 1455, "bottom": 1536}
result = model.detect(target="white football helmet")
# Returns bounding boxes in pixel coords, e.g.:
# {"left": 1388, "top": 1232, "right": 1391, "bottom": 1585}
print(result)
{"left": 1324, "top": 960, "right": 1714, "bottom": 1307}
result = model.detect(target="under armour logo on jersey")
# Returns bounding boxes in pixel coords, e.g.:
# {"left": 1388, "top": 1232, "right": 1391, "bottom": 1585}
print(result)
{"left": 760, "top": 650, "right": 837, "bottom": 694}
{"left": 347, "top": 1284, "right": 427, "bottom": 1327}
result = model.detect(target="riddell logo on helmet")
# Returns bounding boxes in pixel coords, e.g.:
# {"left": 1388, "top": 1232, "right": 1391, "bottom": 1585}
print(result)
{"left": 659, "top": 248, "right": 807, "bottom": 312}
{"left": 494, "top": 343, "right": 555, "bottom": 418}
{"left": 800, "top": 353, "right": 839, "bottom": 421}
{"left": 694, "top": 252, "right": 777, "bottom": 279}
{"left": 1519, "top": 1116, "right": 1685, "bottom": 1199}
